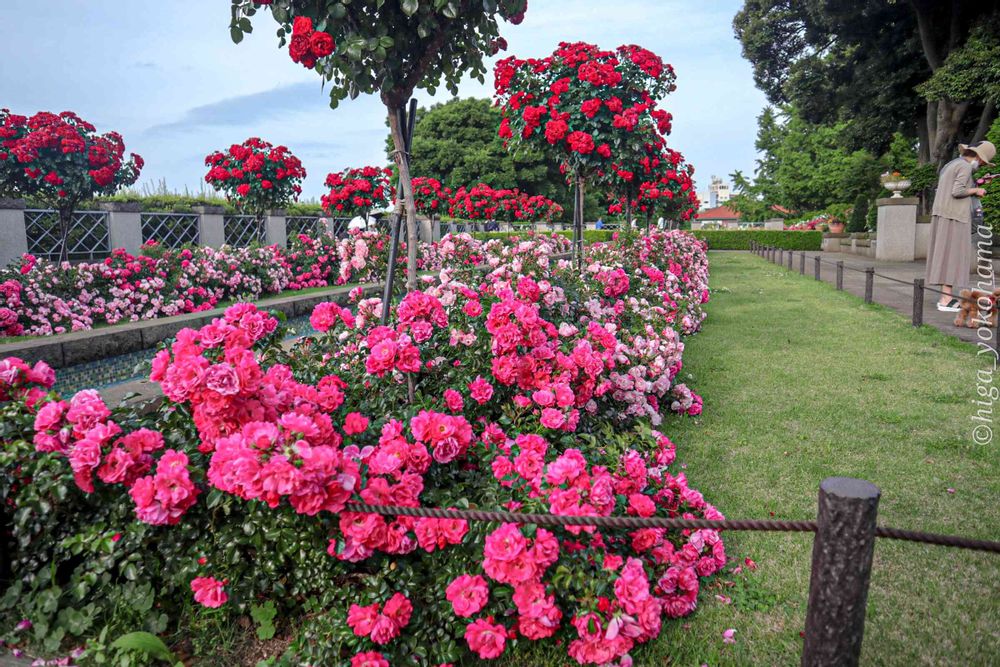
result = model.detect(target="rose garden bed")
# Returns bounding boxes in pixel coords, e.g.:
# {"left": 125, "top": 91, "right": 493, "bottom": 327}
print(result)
{"left": 0, "top": 231, "right": 720, "bottom": 667}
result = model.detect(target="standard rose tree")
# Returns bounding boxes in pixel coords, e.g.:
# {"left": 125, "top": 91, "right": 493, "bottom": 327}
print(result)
{"left": 228, "top": 0, "right": 527, "bottom": 290}
{"left": 0, "top": 109, "right": 143, "bottom": 262}
{"left": 321, "top": 166, "right": 394, "bottom": 224}
{"left": 204, "top": 137, "right": 306, "bottom": 241}
{"left": 494, "top": 42, "right": 677, "bottom": 262}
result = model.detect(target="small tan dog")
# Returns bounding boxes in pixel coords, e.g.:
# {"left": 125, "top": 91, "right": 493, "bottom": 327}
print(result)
{"left": 954, "top": 287, "right": 1000, "bottom": 328}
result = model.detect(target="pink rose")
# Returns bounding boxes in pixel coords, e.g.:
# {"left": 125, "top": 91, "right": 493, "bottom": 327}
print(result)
{"left": 464, "top": 618, "right": 507, "bottom": 659}
{"left": 468, "top": 376, "right": 493, "bottom": 404}
{"left": 190, "top": 576, "right": 227, "bottom": 608}
{"left": 539, "top": 407, "right": 566, "bottom": 429}
{"left": 343, "top": 412, "right": 370, "bottom": 436}
{"left": 446, "top": 574, "right": 489, "bottom": 617}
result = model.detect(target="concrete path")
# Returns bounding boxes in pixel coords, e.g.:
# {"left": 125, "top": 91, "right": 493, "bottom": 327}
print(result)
{"left": 755, "top": 249, "right": 1000, "bottom": 350}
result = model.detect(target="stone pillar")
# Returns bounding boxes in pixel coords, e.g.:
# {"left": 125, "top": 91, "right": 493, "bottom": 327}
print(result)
{"left": 194, "top": 205, "right": 226, "bottom": 248}
{"left": 0, "top": 198, "right": 28, "bottom": 267}
{"left": 98, "top": 201, "right": 142, "bottom": 254}
{"left": 266, "top": 209, "right": 287, "bottom": 247}
{"left": 875, "top": 197, "right": 918, "bottom": 262}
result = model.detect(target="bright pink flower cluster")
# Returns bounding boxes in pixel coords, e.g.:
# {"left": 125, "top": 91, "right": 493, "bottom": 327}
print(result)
{"left": 190, "top": 576, "right": 228, "bottom": 608}
{"left": 347, "top": 593, "right": 413, "bottom": 645}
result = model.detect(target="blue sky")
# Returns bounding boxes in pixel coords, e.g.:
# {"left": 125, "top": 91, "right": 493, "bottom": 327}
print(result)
{"left": 1, "top": 0, "right": 766, "bottom": 201}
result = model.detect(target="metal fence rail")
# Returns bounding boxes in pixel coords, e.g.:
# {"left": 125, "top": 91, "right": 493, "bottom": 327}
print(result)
{"left": 24, "top": 209, "right": 110, "bottom": 261}
{"left": 140, "top": 212, "right": 199, "bottom": 248}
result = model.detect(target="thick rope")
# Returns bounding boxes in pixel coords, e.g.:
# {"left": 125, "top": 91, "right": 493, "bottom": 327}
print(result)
{"left": 342, "top": 503, "right": 1000, "bottom": 553}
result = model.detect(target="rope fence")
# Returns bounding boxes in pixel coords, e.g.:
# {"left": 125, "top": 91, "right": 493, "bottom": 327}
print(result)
{"left": 344, "top": 474, "right": 997, "bottom": 665}
{"left": 344, "top": 502, "right": 1000, "bottom": 552}
{"left": 751, "top": 241, "right": 1000, "bottom": 349}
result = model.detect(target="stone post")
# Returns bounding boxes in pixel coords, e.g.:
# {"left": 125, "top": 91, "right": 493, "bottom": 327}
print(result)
{"left": 194, "top": 205, "right": 226, "bottom": 248}
{"left": 98, "top": 201, "right": 142, "bottom": 254}
{"left": 802, "top": 477, "right": 881, "bottom": 667}
{"left": 875, "top": 197, "right": 918, "bottom": 262}
{"left": 265, "top": 209, "right": 287, "bottom": 247}
{"left": 0, "top": 198, "right": 28, "bottom": 267}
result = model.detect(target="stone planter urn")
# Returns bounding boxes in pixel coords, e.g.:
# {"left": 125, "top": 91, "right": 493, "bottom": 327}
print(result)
{"left": 828, "top": 220, "right": 846, "bottom": 234}
{"left": 882, "top": 178, "right": 911, "bottom": 198}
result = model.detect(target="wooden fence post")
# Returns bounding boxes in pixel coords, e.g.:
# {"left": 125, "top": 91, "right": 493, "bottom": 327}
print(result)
{"left": 787, "top": 248, "right": 793, "bottom": 270}
{"left": 800, "top": 252, "right": 805, "bottom": 275}
{"left": 836, "top": 261, "right": 844, "bottom": 290}
{"left": 864, "top": 268, "right": 874, "bottom": 304}
{"left": 814, "top": 256, "right": 821, "bottom": 280}
{"left": 912, "top": 278, "right": 924, "bottom": 326}
{"left": 802, "top": 477, "right": 881, "bottom": 667}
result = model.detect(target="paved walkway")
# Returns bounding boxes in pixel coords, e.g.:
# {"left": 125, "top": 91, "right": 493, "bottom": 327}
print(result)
{"left": 755, "top": 249, "right": 1000, "bottom": 349}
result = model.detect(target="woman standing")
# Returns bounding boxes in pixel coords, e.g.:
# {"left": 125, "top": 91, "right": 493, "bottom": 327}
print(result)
{"left": 926, "top": 140, "right": 995, "bottom": 311}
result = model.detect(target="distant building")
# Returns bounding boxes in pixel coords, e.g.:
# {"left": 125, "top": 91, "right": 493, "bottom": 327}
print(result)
{"left": 696, "top": 175, "right": 731, "bottom": 209}
{"left": 693, "top": 205, "right": 741, "bottom": 229}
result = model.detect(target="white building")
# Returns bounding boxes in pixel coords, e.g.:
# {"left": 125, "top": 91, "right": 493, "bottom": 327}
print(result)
{"left": 696, "top": 175, "right": 731, "bottom": 209}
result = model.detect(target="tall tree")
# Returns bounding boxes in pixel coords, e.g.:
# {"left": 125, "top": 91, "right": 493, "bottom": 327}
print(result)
{"left": 734, "top": 0, "right": 999, "bottom": 168}
{"left": 229, "top": 0, "right": 527, "bottom": 290}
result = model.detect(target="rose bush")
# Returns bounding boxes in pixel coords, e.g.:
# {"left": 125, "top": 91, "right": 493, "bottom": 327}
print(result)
{"left": 1, "top": 230, "right": 714, "bottom": 666}
{"left": 0, "top": 234, "right": 338, "bottom": 336}
{"left": 204, "top": 138, "right": 306, "bottom": 217}
{"left": 322, "top": 166, "right": 394, "bottom": 220}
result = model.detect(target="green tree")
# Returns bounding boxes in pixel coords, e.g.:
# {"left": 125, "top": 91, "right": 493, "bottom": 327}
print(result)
{"left": 733, "top": 106, "right": 884, "bottom": 215}
{"left": 734, "top": 0, "right": 999, "bottom": 167}
{"left": 229, "top": 0, "right": 527, "bottom": 290}
{"left": 392, "top": 97, "right": 599, "bottom": 221}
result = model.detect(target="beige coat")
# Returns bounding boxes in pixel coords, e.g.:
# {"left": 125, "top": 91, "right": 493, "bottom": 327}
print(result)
{"left": 931, "top": 158, "right": 976, "bottom": 222}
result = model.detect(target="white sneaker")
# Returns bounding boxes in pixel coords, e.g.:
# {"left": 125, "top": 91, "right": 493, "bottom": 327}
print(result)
{"left": 936, "top": 299, "right": 960, "bottom": 312}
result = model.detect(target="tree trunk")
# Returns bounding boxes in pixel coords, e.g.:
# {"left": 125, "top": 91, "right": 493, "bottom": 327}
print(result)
{"left": 624, "top": 197, "right": 632, "bottom": 233}
{"left": 57, "top": 205, "right": 72, "bottom": 263}
{"left": 917, "top": 104, "right": 932, "bottom": 165}
{"left": 387, "top": 104, "right": 419, "bottom": 291}
{"left": 931, "top": 99, "right": 971, "bottom": 169}
{"left": 573, "top": 173, "right": 585, "bottom": 270}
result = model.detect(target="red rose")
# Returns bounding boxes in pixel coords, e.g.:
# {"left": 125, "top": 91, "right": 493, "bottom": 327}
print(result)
{"left": 544, "top": 119, "right": 568, "bottom": 144}
{"left": 261, "top": 180, "right": 273, "bottom": 189}
{"left": 292, "top": 16, "right": 313, "bottom": 36}
{"left": 566, "top": 131, "right": 594, "bottom": 154}
{"left": 580, "top": 98, "right": 602, "bottom": 118}
{"left": 289, "top": 34, "right": 311, "bottom": 63}
{"left": 597, "top": 143, "right": 611, "bottom": 158}
{"left": 236, "top": 183, "right": 251, "bottom": 197}
{"left": 309, "top": 32, "right": 334, "bottom": 58}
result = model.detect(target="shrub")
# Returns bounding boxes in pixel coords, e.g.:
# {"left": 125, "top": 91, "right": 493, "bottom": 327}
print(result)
{"left": 848, "top": 195, "right": 869, "bottom": 233}
{"left": 0, "top": 231, "right": 721, "bottom": 667}
{"left": 690, "top": 230, "right": 822, "bottom": 251}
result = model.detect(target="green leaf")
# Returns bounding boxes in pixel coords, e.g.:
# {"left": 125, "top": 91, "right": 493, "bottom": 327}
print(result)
{"left": 230, "top": 27, "right": 244, "bottom": 44}
{"left": 111, "top": 632, "right": 179, "bottom": 664}
{"left": 401, "top": 0, "right": 419, "bottom": 16}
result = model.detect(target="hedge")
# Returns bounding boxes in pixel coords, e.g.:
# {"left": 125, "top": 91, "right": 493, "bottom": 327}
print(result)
{"left": 690, "top": 230, "right": 822, "bottom": 251}
{"left": 471, "top": 230, "right": 615, "bottom": 243}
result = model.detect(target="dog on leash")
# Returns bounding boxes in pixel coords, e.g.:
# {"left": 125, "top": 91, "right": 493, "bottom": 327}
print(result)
{"left": 954, "top": 287, "right": 1000, "bottom": 328}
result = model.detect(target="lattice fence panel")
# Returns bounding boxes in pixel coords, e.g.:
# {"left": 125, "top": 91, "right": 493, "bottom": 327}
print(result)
{"left": 285, "top": 216, "right": 321, "bottom": 239}
{"left": 24, "top": 209, "right": 110, "bottom": 261}
{"left": 223, "top": 215, "right": 263, "bottom": 247}
{"left": 141, "top": 212, "right": 200, "bottom": 248}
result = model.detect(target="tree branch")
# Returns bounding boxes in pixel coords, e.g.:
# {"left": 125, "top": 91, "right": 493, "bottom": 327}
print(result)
{"left": 972, "top": 101, "right": 997, "bottom": 143}
{"left": 910, "top": 0, "right": 944, "bottom": 70}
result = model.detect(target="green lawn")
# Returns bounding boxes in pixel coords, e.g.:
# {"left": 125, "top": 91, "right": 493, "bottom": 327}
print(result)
{"left": 499, "top": 251, "right": 1000, "bottom": 667}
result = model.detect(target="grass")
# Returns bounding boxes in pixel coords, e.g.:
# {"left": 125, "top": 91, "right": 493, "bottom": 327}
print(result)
{"left": 497, "top": 251, "right": 1000, "bottom": 666}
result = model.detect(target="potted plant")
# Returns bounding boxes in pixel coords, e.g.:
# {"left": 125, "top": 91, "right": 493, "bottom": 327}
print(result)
{"left": 880, "top": 170, "right": 911, "bottom": 198}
